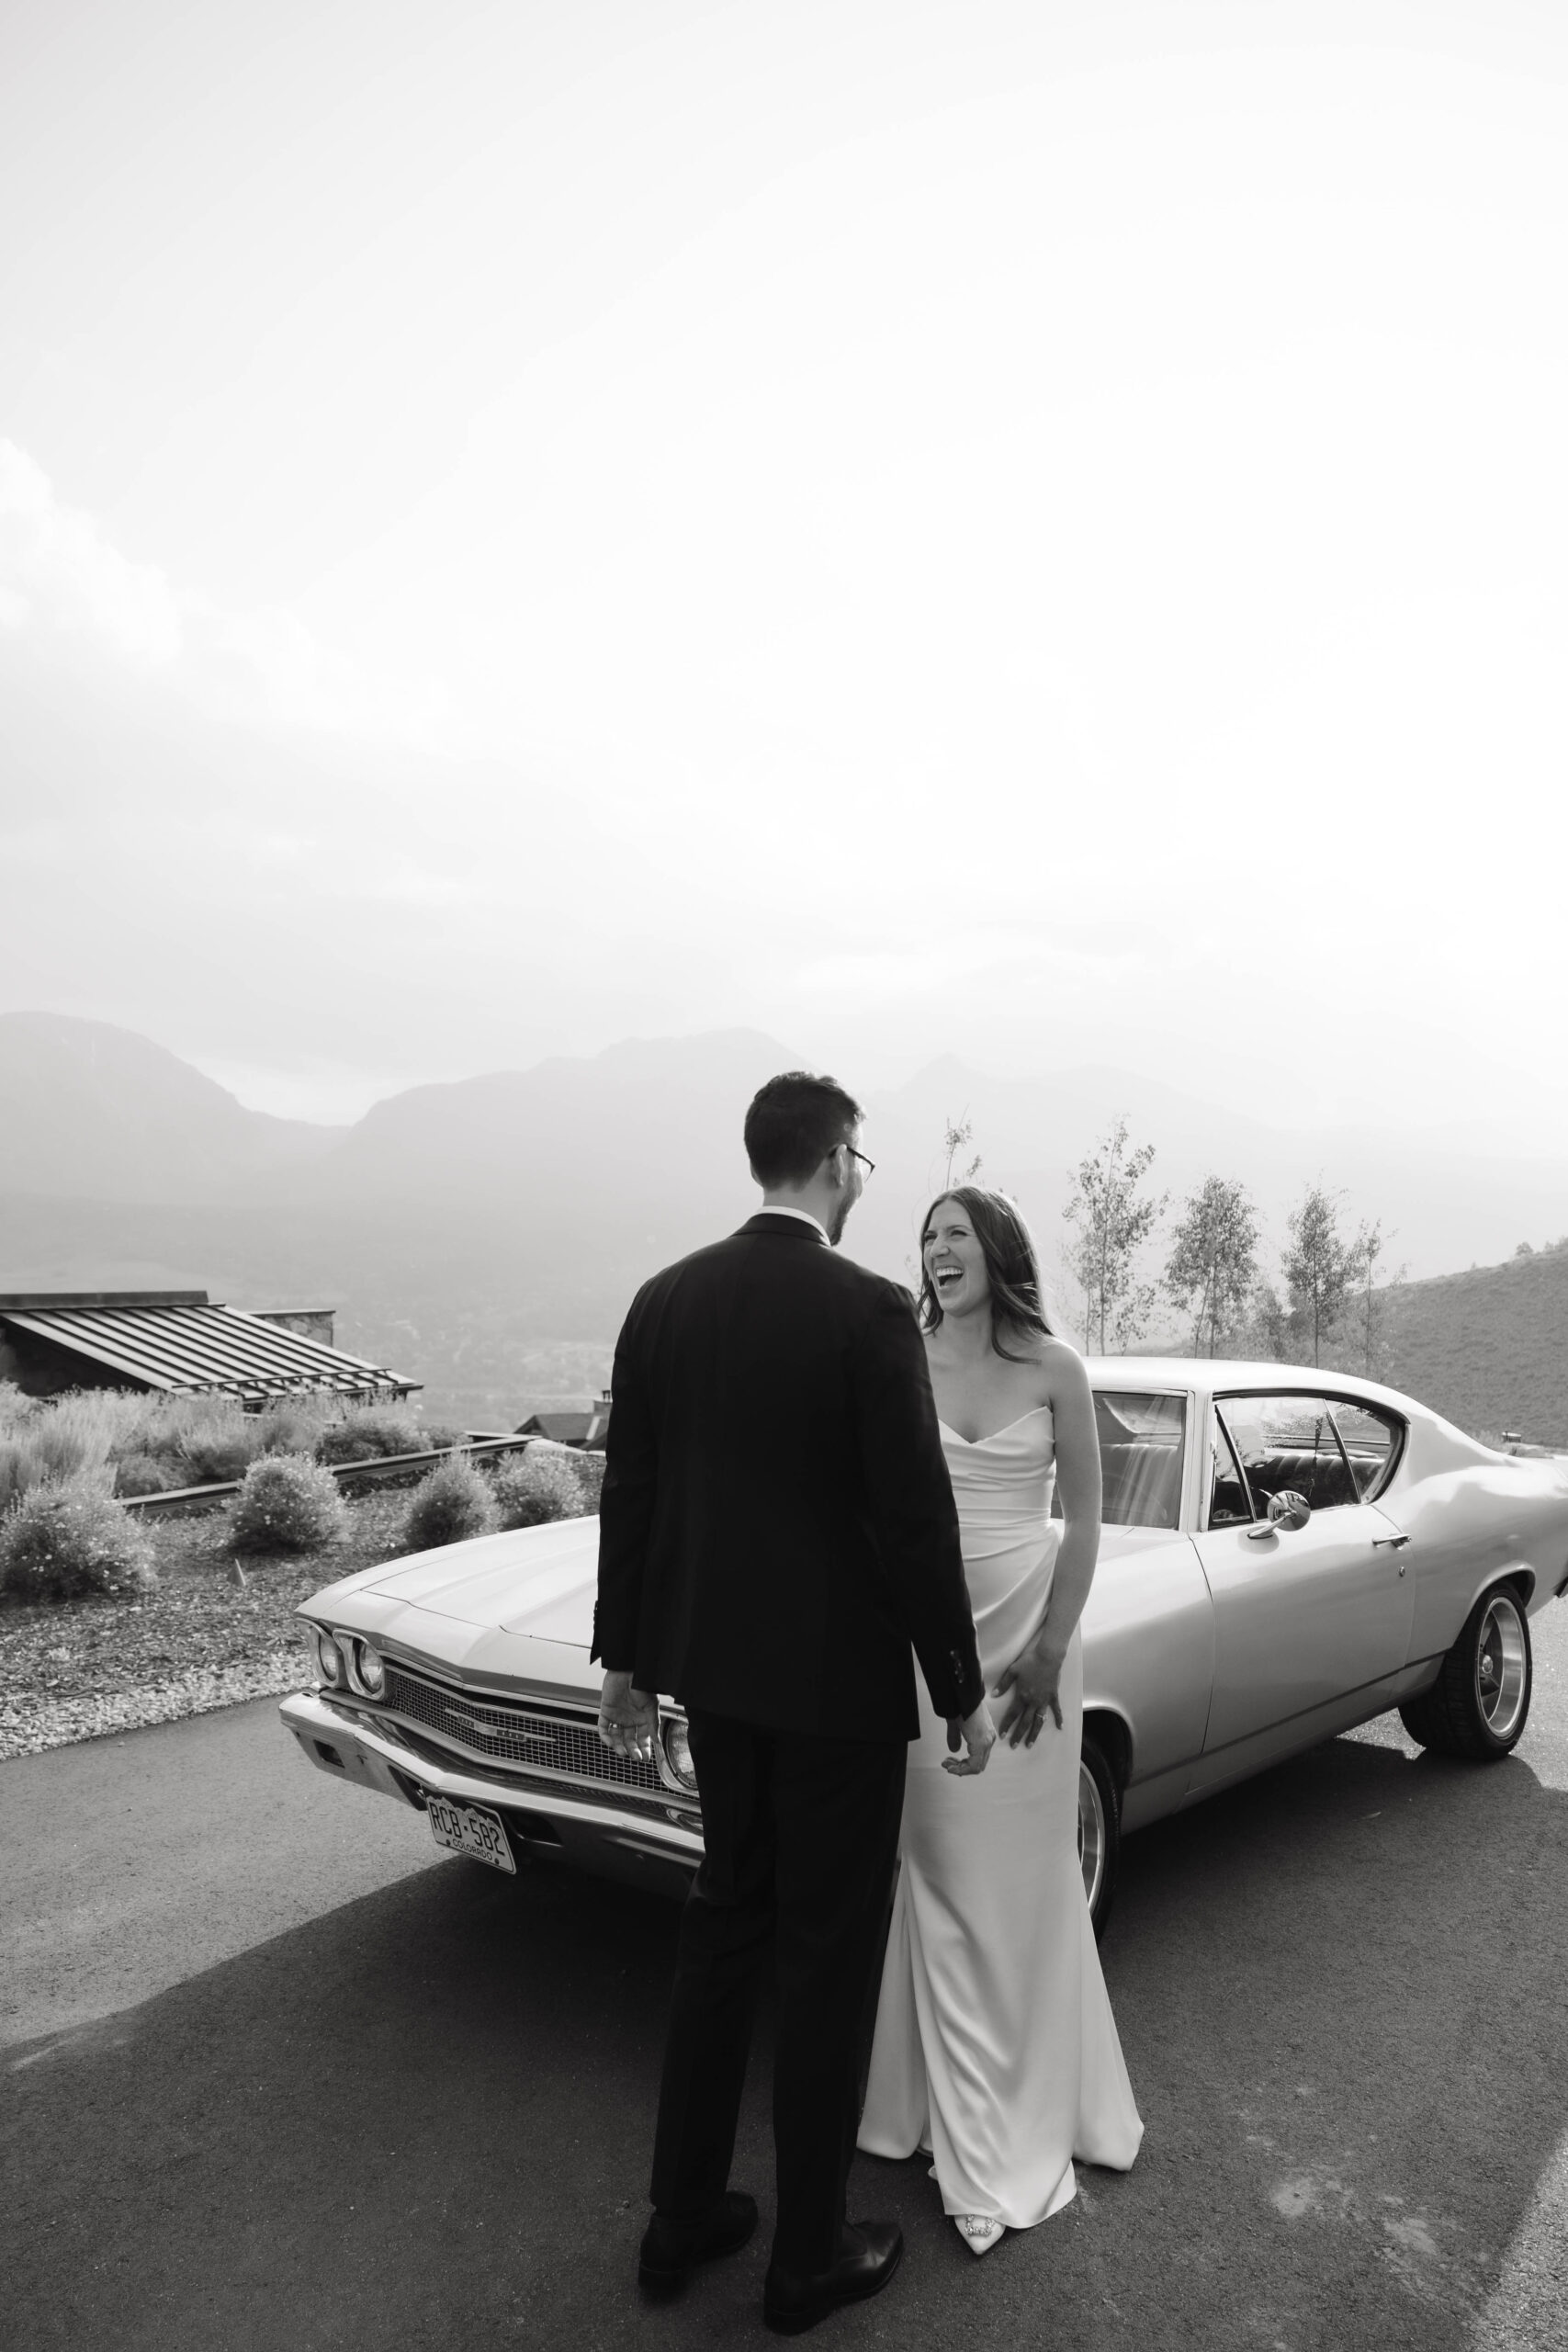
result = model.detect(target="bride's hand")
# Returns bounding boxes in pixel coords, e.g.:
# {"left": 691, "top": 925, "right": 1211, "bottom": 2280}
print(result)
{"left": 993, "top": 1640, "right": 1065, "bottom": 1748}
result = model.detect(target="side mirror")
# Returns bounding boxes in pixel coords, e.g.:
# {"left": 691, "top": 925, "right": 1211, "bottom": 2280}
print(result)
{"left": 1247, "top": 1489, "right": 1312, "bottom": 1540}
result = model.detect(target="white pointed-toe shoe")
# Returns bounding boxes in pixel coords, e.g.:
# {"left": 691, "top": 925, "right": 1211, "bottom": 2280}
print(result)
{"left": 953, "top": 2215, "right": 1004, "bottom": 2257}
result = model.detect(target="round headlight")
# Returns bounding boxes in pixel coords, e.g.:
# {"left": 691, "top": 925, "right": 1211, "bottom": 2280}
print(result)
{"left": 355, "top": 1641, "right": 386, "bottom": 1697}
{"left": 663, "top": 1716, "right": 699, "bottom": 1793}
{"left": 315, "top": 1629, "right": 344, "bottom": 1686}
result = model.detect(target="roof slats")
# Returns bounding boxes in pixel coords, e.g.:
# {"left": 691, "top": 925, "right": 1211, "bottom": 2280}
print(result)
{"left": 0, "top": 1305, "right": 416, "bottom": 1402}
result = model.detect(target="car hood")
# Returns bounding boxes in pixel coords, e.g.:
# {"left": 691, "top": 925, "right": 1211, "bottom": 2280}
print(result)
{"left": 304, "top": 1513, "right": 1170, "bottom": 1659}
{"left": 342, "top": 1515, "right": 604, "bottom": 1639}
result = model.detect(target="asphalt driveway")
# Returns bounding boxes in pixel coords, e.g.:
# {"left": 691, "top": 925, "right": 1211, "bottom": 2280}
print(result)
{"left": 5, "top": 1603, "right": 1567, "bottom": 2352}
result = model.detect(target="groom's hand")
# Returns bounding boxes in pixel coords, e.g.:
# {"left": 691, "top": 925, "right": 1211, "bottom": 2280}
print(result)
{"left": 597, "top": 1669, "right": 659, "bottom": 1764}
{"left": 942, "top": 1699, "right": 997, "bottom": 1777}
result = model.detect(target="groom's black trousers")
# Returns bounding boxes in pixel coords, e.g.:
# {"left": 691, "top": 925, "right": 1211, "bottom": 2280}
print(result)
{"left": 649, "top": 1709, "right": 907, "bottom": 2277}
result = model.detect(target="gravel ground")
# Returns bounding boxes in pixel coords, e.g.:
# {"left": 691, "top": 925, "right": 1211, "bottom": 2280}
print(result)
{"left": 0, "top": 1491, "right": 415, "bottom": 1759}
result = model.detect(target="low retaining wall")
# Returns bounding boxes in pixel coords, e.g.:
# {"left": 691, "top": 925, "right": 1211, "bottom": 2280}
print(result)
{"left": 120, "top": 1435, "right": 541, "bottom": 1520}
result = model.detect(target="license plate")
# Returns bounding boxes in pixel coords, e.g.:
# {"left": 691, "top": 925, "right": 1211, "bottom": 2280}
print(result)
{"left": 426, "top": 1794, "right": 516, "bottom": 1874}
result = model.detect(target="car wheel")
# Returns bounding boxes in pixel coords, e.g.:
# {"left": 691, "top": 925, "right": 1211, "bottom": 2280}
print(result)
{"left": 1078, "top": 1732, "right": 1121, "bottom": 1939}
{"left": 1397, "top": 1583, "right": 1533, "bottom": 1760}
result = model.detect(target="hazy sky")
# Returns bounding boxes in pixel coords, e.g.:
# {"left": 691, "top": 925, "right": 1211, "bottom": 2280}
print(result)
{"left": 3, "top": 0, "right": 1565, "bottom": 1139}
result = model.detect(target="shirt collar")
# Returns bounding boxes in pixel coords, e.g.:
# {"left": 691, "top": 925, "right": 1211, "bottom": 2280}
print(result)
{"left": 754, "top": 1203, "right": 829, "bottom": 1243}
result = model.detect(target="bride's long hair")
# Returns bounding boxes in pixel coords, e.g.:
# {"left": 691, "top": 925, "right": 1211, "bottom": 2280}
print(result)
{"left": 917, "top": 1186, "right": 1057, "bottom": 1363}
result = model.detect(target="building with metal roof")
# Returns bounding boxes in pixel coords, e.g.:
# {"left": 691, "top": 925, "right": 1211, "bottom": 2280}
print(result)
{"left": 513, "top": 1389, "right": 611, "bottom": 1452}
{"left": 0, "top": 1291, "right": 417, "bottom": 1407}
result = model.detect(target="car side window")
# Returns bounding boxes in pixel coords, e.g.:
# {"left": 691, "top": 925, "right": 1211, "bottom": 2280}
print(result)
{"left": 1216, "top": 1394, "right": 1360, "bottom": 1513}
{"left": 1328, "top": 1401, "right": 1405, "bottom": 1501}
{"left": 1206, "top": 1413, "right": 1254, "bottom": 1527}
{"left": 1052, "top": 1391, "right": 1187, "bottom": 1529}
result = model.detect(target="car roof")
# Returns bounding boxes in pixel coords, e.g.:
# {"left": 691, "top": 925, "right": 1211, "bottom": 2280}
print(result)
{"left": 1082, "top": 1357, "right": 1424, "bottom": 1416}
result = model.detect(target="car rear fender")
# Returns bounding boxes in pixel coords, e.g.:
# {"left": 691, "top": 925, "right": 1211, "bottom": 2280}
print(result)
{"left": 1404, "top": 1565, "right": 1543, "bottom": 1690}
{"left": 1082, "top": 1705, "right": 1133, "bottom": 1797}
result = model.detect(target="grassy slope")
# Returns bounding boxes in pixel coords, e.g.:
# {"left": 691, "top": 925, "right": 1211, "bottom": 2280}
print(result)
{"left": 1381, "top": 1249, "right": 1568, "bottom": 1446}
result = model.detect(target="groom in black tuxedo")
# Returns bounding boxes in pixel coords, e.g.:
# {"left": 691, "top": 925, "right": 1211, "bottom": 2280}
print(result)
{"left": 593, "top": 1070, "right": 993, "bottom": 2334}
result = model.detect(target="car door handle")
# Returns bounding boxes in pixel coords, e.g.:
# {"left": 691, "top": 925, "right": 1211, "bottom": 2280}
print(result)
{"left": 1372, "top": 1534, "right": 1410, "bottom": 1549}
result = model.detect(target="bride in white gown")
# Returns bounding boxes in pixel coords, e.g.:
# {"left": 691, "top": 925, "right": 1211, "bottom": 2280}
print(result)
{"left": 858, "top": 1186, "right": 1143, "bottom": 2254}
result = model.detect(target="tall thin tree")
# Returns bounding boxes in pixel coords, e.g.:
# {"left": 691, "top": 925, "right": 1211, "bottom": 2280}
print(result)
{"left": 1063, "top": 1118, "right": 1167, "bottom": 1354}
{"left": 1346, "top": 1218, "right": 1404, "bottom": 1378}
{"left": 1164, "top": 1176, "right": 1260, "bottom": 1356}
{"left": 1281, "top": 1183, "right": 1354, "bottom": 1367}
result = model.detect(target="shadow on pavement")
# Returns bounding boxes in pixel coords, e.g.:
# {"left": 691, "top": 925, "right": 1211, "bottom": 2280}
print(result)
{"left": 5, "top": 1725, "right": 1567, "bottom": 2352}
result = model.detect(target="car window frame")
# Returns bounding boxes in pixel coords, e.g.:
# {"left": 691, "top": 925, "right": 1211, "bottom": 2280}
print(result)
{"left": 1324, "top": 1396, "right": 1408, "bottom": 1504}
{"left": 1211, "top": 1386, "right": 1408, "bottom": 1519}
{"left": 1202, "top": 1404, "right": 1257, "bottom": 1532}
{"left": 1082, "top": 1384, "right": 1195, "bottom": 1532}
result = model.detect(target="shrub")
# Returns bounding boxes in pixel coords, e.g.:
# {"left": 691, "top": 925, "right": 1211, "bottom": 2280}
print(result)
{"left": 0, "top": 1381, "right": 36, "bottom": 1435}
{"left": 231, "top": 1453, "right": 350, "bottom": 1554}
{"left": 0, "top": 1440, "right": 28, "bottom": 1517}
{"left": 0, "top": 1482, "right": 158, "bottom": 1601}
{"left": 572, "top": 1451, "right": 606, "bottom": 1510}
{"left": 254, "top": 1396, "right": 337, "bottom": 1456}
{"left": 402, "top": 1456, "right": 499, "bottom": 1552}
{"left": 494, "top": 1445, "right": 588, "bottom": 1529}
{"left": 18, "top": 1406, "right": 114, "bottom": 1489}
{"left": 178, "top": 1404, "right": 268, "bottom": 1486}
{"left": 316, "top": 1407, "right": 466, "bottom": 1464}
{"left": 316, "top": 1407, "right": 430, "bottom": 1465}
{"left": 113, "top": 1450, "right": 186, "bottom": 1498}
{"left": 0, "top": 1421, "right": 115, "bottom": 1513}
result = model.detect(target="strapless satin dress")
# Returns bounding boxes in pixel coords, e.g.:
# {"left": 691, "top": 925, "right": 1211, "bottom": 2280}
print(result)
{"left": 857, "top": 1406, "right": 1144, "bottom": 2227}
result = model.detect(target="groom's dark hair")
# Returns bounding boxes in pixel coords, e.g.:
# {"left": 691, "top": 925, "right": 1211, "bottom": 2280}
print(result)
{"left": 745, "top": 1071, "right": 863, "bottom": 1187}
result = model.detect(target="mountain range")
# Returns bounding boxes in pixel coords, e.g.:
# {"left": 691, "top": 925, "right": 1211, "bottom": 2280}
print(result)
{"left": 2, "top": 1010, "right": 1565, "bottom": 1437}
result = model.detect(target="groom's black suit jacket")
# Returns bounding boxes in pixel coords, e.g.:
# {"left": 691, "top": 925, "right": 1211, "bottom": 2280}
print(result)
{"left": 592, "top": 1212, "right": 984, "bottom": 1743}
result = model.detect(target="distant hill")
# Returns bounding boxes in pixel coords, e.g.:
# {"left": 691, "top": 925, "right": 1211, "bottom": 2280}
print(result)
{"left": 3, "top": 1014, "right": 1567, "bottom": 1430}
{"left": 290, "top": 1027, "right": 793, "bottom": 1230}
{"left": 0, "top": 1012, "right": 344, "bottom": 1200}
{"left": 1380, "top": 1248, "right": 1568, "bottom": 1448}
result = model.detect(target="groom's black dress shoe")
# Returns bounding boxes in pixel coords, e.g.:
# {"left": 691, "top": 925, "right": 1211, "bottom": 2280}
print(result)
{"left": 637, "top": 2191, "right": 758, "bottom": 2293}
{"left": 762, "top": 2220, "right": 904, "bottom": 2335}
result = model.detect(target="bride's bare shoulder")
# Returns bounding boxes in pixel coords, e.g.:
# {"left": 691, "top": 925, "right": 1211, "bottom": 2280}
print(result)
{"left": 1037, "top": 1335, "right": 1091, "bottom": 1396}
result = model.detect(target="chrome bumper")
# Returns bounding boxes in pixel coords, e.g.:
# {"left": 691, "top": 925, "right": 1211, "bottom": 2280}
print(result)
{"left": 278, "top": 1688, "right": 704, "bottom": 1887}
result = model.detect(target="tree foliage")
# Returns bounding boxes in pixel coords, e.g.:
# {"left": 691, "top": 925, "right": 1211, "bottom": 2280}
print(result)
{"left": 941, "top": 1114, "right": 982, "bottom": 1191}
{"left": 1281, "top": 1183, "right": 1355, "bottom": 1366}
{"left": 1344, "top": 1218, "right": 1406, "bottom": 1380}
{"left": 1063, "top": 1118, "right": 1167, "bottom": 1353}
{"left": 1164, "top": 1176, "right": 1260, "bottom": 1356}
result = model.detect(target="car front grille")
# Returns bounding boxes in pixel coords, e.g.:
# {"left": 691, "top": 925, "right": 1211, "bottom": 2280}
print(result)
{"left": 380, "top": 1663, "right": 692, "bottom": 1808}
{"left": 389, "top": 1723, "right": 696, "bottom": 1826}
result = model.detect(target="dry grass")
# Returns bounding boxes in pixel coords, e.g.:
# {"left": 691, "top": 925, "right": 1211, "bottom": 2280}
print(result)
{"left": 0, "top": 1387, "right": 465, "bottom": 1510}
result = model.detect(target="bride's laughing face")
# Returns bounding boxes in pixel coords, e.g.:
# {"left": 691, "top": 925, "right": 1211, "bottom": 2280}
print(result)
{"left": 923, "top": 1200, "right": 990, "bottom": 1319}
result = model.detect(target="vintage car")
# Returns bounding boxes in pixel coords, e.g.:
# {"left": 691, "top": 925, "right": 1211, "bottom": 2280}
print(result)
{"left": 280, "top": 1363, "right": 1568, "bottom": 1933}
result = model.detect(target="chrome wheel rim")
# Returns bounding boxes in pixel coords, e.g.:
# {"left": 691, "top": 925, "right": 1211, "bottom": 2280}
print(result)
{"left": 1476, "top": 1594, "right": 1528, "bottom": 1739}
{"left": 1077, "top": 1758, "right": 1106, "bottom": 1916}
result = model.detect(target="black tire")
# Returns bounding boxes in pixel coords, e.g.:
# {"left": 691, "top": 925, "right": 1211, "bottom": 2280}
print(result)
{"left": 1398, "top": 1582, "right": 1533, "bottom": 1759}
{"left": 1079, "top": 1731, "right": 1121, "bottom": 1940}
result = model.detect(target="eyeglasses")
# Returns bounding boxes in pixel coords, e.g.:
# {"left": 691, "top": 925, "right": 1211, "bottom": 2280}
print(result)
{"left": 844, "top": 1146, "right": 875, "bottom": 1181}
